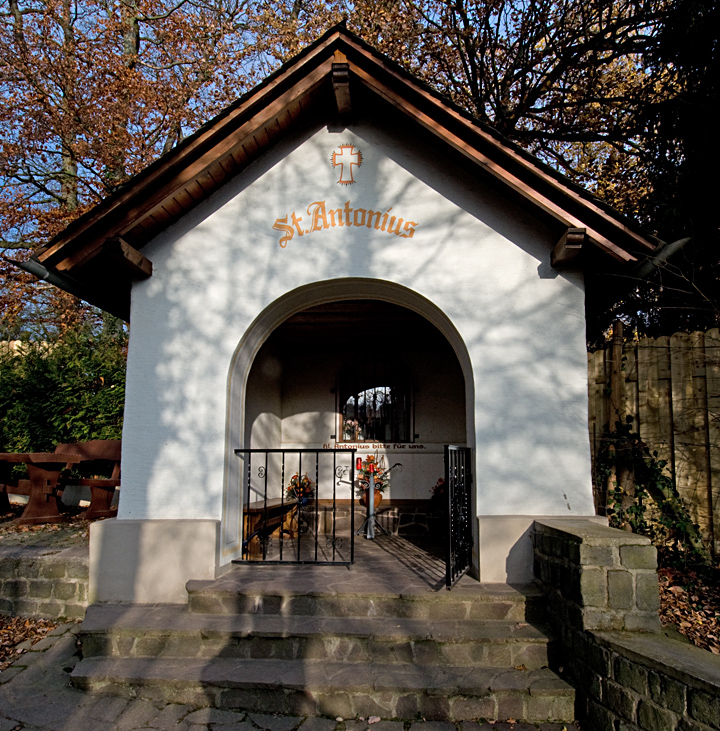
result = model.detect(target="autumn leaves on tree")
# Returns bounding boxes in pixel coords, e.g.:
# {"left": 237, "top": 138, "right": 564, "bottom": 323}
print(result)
{"left": 1, "top": 0, "right": 261, "bottom": 336}
{"left": 0, "top": 0, "right": 715, "bottom": 337}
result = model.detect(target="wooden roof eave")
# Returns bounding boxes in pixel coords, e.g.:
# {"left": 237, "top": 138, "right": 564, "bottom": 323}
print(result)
{"left": 360, "top": 69, "right": 631, "bottom": 260}
{"left": 357, "top": 66, "right": 635, "bottom": 263}
{"left": 338, "top": 37, "right": 654, "bottom": 263}
{"left": 36, "top": 43, "right": 342, "bottom": 274}
{"left": 35, "top": 25, "right": 656, "bottom": 285}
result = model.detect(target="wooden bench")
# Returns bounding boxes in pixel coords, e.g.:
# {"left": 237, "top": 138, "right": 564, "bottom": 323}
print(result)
{"left": 0, "top": 452, "right": 82, "bottom": 524}
{"left": 0, "top": 440, "right": 121, "bottom": 523}
{"left": 55, "top": 440, "right": 121, "bottom": 520}
{"left": 243, "top": 498, "right": 298, "bottom": 559}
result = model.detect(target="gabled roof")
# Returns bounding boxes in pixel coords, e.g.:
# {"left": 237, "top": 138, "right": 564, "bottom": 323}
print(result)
{"left": 31, "top": 24, "right": 657, "bottom": 320}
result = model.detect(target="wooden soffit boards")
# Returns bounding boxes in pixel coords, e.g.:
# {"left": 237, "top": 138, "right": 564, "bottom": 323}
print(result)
{"left": 36, "top": 75, "right": 333, "bottom": 275}
{"left": 34, "top": 26, "right": 359, "bottom": 274}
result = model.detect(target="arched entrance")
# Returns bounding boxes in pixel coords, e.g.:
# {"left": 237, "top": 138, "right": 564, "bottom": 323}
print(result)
{"left": 221, "top": 279, "right": 476, "bottom": 570}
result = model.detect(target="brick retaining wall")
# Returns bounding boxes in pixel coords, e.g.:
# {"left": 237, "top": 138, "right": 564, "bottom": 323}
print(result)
{"left": 588, "top": 631, "right": 720, "bottom": 731}
{"left": 534, "top": 519, "right": 720, "bottom": 731}
{"left": 0, "top": 546, "right": 88, "bottom": 619}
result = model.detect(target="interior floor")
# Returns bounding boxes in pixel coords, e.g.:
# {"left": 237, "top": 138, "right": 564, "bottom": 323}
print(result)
{"left": 241, "top": 531, "right": 453, "bottom": 592}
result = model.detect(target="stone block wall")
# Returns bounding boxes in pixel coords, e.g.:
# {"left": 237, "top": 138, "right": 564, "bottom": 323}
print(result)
{"left": 533, "top": 519, "right": 720, "bottom": 731}
{"left": 585, "top": 632, "right": 720, "bottom": 731}
{"left": 0, "top": 546, "right": 88, "bottom": 619}
{"left": 533, "top": 519, "right": 661, "bottom": 633}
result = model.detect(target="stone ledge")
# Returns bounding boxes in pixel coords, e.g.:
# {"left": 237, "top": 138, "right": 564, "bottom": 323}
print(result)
{"left": 593, "top": 632, "right": 720, "bottom": 698}
{"left": 70, "top": 656, "right": 576, "bottom": 721}
{"left": 533, "top": 519, "right": 661, "bottom": 633}
{"left": 535, "top": 520, "right": 651, "bottom": 547}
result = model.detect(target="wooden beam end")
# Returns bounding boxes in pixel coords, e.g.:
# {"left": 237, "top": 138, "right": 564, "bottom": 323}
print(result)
{"left": 552, "top": 228, "right": 586, "bottom": 268}
{"left": 332, "top": 62, "right": 351, "bottom": 118}
{"left": 107, "top": 238, "right": 153, "bottom": 279}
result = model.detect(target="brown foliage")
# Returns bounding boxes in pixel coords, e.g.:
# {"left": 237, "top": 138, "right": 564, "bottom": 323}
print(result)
{"left": 344, "top": 0, "right": 667, "bottom": 217}
{"left": 660, "top": 567, "right": 720, "bottom": 655}
{"left": 1, "top": 0, "right": 259, "bottom": 239}
{"left": 0, "top": 615, "right": 59, "bottom": 671}
{"left": 0, "top": 0, "right": 261, "bottom": 334}
{"left": 1, "top": 0, "right": 679, "bottom": 335}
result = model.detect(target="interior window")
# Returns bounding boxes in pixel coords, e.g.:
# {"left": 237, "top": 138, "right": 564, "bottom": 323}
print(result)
{"left": 339, "top": 361, "right": 412, "bottom": 442}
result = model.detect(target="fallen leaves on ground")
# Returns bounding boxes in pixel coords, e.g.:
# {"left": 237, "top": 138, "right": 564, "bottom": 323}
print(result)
{"left": 0, "top": 616, "right": 58, "bottom": 671}
{"left": 0, "top": 505, "right": 92, "bottom": 546}
{"left": 659, "top": 566, "right": 720, "bottom": 654}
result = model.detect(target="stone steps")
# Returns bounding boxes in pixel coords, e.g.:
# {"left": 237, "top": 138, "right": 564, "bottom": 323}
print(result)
{"left": 71, "top": 656, "right": 575, "bottom": 721}
{"left": 71, "top": 538, "right": 575, "bottom": 723}
{"left": 185, "top": 575, "right": 547, "bottom": 622}
{"left": 78, "top": 603, "right": 556, "bottom": 668}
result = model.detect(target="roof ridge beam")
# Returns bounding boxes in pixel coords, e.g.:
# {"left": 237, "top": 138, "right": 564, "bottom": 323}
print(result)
{"left": 332, "top": 50, "right": 352, "bottom": 118}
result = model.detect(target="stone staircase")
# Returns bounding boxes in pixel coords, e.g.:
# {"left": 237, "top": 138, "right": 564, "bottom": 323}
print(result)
{"left": 70, "top": 537, "right": 575, "bottom": 723}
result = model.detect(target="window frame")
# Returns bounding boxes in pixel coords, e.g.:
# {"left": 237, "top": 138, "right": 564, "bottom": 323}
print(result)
{"left": 336, "top": 358, "right": 414, "bottom": 444}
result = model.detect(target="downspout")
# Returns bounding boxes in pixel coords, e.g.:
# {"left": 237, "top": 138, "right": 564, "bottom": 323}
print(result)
{"left": 631, "top": 237, "right": 692, "bottom": 279}
{"left": 2, "top": 254, "right": 92, "bottom": 302}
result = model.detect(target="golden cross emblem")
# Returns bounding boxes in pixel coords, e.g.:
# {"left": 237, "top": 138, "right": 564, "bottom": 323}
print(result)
{"left": 331, "top": 144, "right": 362, "bottom": 185}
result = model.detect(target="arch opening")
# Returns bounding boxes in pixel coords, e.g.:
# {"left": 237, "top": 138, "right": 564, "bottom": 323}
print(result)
{"left": 221, "top": 279, "right": 476, "bottom": 566}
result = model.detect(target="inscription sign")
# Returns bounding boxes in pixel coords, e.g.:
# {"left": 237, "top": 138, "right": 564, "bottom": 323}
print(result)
{"left": 273, "top": 200, "right": 417, "bottom": 248}
{"left": 323, "top": 443, "right": 426, "bottom": 450}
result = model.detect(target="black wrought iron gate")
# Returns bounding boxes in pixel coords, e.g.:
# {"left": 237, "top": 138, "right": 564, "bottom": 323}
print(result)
{"left": 444, "top": 445, "right": 473, "bottom": 589}
{"left": 233, "top": 449, "right": 356, "bottom": 566}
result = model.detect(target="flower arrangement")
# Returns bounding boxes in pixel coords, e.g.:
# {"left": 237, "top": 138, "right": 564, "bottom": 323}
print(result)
{"left": 430, "top": 478, "right": 446, "bottom": 498}
{"left": 355, "top": 454, "right": 389, "bottom": 495}
{"left": 286, "top": 473, "right": 315, "bottom": 502}
{"left": 430, "top": 477, "right": 446, "bottom": 508}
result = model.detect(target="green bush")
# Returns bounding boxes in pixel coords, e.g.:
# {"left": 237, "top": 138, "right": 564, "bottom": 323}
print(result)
{"left": 0, "top": 325, "right": 127, "bottom": 453}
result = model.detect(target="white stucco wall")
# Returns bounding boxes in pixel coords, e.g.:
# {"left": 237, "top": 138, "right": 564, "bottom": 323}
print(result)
{"left": 119, "top": 120, "right": 594, "bottom": 534}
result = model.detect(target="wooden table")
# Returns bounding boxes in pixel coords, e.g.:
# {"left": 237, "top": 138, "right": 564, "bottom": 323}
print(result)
{"left": 0, "top": 453, "right": 81, "bottom": 525}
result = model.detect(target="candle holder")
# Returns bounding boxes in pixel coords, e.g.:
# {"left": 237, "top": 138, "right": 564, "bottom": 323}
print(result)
{"left": 354, "top": 454, "right": 402, "bottom": 540}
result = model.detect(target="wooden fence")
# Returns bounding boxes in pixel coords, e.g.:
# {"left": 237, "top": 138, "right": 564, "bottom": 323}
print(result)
{"left": 588, "top": 325, "right": 720, "bottom": 549}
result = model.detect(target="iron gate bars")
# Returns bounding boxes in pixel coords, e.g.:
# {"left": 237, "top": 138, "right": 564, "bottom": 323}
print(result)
{"left": 445, "top": 445, "right": 473, "bottom": 589}
{"left": 233, "top": 449, "right": 356, "bottom": 565}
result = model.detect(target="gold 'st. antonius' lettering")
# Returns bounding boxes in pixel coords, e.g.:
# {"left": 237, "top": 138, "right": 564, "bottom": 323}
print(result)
{"left": 273, "top": 200, "right": 417, "bottom": 248}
